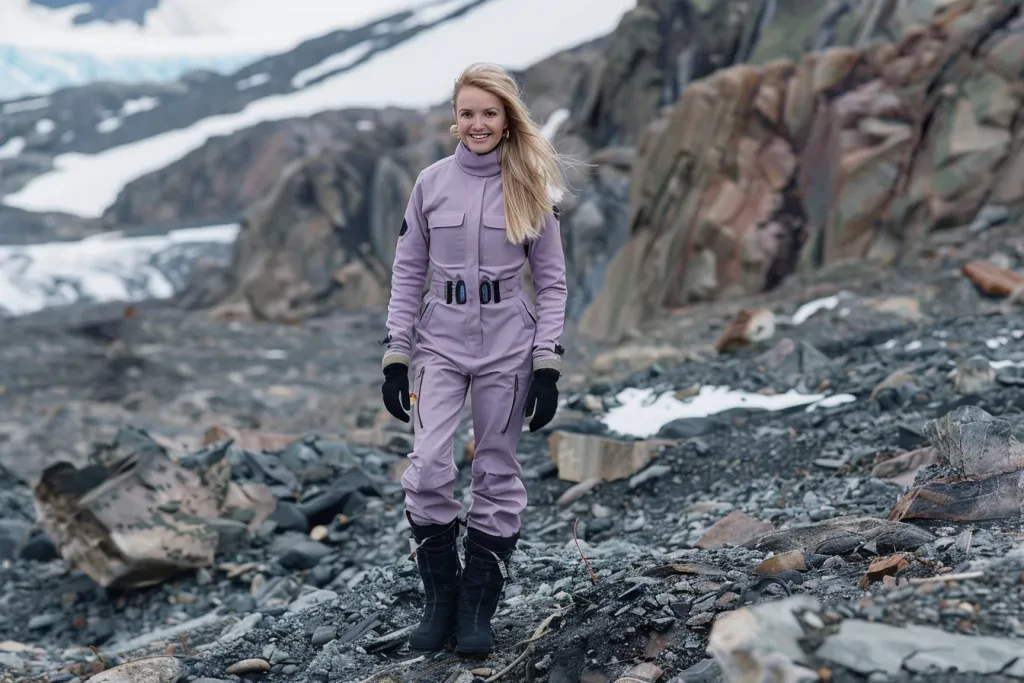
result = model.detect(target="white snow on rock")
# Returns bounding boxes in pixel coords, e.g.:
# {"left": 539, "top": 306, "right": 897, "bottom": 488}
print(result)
{"left": 1, "top": 0, "right": 634, "bottom": 218}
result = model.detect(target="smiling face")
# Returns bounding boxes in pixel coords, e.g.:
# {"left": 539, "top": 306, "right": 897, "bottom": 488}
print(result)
{"left": 455, "top": 85, "right": 507, "bottom": 154}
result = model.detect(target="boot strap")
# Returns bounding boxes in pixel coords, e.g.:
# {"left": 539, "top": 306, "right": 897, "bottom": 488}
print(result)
{"left": 407, "top": 523, "right": 458, "bottom": 560}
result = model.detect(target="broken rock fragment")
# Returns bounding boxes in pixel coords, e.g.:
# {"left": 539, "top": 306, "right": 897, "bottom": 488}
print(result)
{"left": 962, "top": 259, "right": 1024, "bottom": 297}
{"left": 709, "top": 595, "right": 1024, "bottom": 680}
{"left": 695, "top": 511, "right": 774, "bottom": 549}
{"left": 707, "top": 595, "right": 821, "bottom": 683}
{"left": 33, "top": 427, "right": 275, "bottom": 589}
{"left": 954, "top": 355, "right": 997, "bottom": 394}
{"left": 87, "top": 656, "right": 183, "bottom": 683}
{"left": 548, "top": 431, "right": 671, "bottom": 483}
{"left": 930, "top": 404, "right": 1024, "bottom": 477}
{"left": 744, "top": 516, "right": 934, "bottom": 556}
{"left": 858, "top": 553, "right": 911, "bottom": 589}
{"left": 891, "top": 406, "right": 1024, "bottom": 522}
{"left": 816, "top": 619, "right": 1024, "bottom": 677}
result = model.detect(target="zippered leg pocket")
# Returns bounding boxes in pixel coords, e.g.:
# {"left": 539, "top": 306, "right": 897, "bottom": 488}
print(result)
{"left": 500, "top": 374, "right": 519, "bottom": 434}
{"left": 415, "top": 366, "right": 426, "bottom": 429}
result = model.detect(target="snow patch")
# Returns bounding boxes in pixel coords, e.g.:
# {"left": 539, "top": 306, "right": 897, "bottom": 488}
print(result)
{"left": 792, "top": 295, "right": 841, "bottom": 325}
{"left": 35, "top": 118, "right": 55, "bottom": 135}
{"left": 540, "top": 108, "right": 570, "bottom": 139}
{"left": 0, "top": 137, "right": 26, "bottom": 160}
{"left": 291, "top": 42, "right": 377, "bottom": 90}
{"left": 236, "top": 73, "right": 271, "bottom": 91}
{"left": 601, "top": 386, "right": 856, "bottom": 439}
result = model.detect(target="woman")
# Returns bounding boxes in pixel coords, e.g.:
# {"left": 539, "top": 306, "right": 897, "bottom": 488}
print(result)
{"left": 378, "top": 62, "right": 569, "bottom": 656}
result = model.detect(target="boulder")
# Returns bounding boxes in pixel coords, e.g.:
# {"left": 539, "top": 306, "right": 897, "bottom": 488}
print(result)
{"left": 580, "top": 0, "right": 1024, "bottom": 341}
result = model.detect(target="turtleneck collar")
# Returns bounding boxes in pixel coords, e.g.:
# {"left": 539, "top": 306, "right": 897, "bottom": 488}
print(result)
{"left": 454, "top": 140, "right": 502, "bottom": 177}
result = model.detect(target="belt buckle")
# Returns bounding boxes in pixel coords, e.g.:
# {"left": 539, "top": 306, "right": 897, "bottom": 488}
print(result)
{"left": 480, "top": 280, "right": 492, "bottom": 304}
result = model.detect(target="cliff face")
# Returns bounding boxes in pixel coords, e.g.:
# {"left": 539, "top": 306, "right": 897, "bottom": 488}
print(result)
{"left": 580, "top": 0, "right": 1024, "bottom": 341}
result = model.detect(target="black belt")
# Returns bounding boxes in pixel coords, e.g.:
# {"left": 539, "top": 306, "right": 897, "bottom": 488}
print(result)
{"left": 445, "top": 279, "right": 503, "bottom": 304}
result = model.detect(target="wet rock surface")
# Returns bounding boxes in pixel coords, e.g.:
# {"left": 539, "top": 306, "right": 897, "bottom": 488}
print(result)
{"left": 0, "top": 224, "right": 1023, "bottom": 682}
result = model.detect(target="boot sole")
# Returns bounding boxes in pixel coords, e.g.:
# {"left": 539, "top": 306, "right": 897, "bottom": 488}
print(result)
{"left": 455, "top": 643, "right": 495, "bottom": 656}
{"left": 408, "top": 628, "right": 457, "bottom": 653}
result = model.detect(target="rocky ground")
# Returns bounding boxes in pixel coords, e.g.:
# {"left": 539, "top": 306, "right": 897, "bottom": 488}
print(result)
{"left": 0, "top": 223, "right": 1022, "bottom": 683}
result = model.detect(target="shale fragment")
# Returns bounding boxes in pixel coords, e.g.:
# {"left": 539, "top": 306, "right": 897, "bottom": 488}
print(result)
{"left": 33, "top": 427, "right": 275, "bottom": 589}
{"left": 890, "top": 406, "right": 1024, "bottom": 522}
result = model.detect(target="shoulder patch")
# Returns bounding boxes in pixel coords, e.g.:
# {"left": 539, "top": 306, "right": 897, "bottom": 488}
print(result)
{"left": 398, "top": 218, "right": 408, "bottom": 237}
{"left": 552, "top": 205, "right": 560, "bottom": 219}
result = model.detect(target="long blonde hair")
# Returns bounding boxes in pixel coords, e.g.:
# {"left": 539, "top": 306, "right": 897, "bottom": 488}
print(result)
{"left": 451, "top": 62, "right": 571, "bottom": 244}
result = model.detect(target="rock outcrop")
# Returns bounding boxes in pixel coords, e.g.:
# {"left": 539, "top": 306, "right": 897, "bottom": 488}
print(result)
{"left": 188, "top": 146, "right": 419, "bottom": 322}
{"left": 580, "top": 0, "right": 1024, "bottom": 341}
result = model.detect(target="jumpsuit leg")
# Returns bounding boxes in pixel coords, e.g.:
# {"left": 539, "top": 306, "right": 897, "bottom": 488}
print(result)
{"left": 466, "top": 361, "right": 532, "bottom": 537}
{"left": 401, "top": 350, "right": 469, "bottom": 527}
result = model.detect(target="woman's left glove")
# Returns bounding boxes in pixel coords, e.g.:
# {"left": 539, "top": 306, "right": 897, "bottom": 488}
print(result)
{"left": 524, "top": 368, "right": 559, "bottom": 432}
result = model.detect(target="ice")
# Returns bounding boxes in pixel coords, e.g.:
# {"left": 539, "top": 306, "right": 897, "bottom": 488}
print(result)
{"left": 0, "top": 223, "right": 239, "bottom": 317}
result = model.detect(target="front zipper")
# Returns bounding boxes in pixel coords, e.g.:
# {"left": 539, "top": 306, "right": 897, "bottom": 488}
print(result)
{"left": 500, "top": 374, "right": 519, "bottom": 434}
{"left": 415, "top": 367, "right": 425, "bottom": 429}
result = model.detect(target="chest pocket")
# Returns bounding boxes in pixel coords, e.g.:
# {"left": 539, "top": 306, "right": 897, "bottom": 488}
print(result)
{"left": 480, "top": 213, "right": 523, "bottom": 267}
{"left": 427, "top": 211, "right": 465, "bottom": 267}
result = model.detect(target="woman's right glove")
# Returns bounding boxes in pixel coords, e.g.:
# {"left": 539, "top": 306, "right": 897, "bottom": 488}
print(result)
{"left": 381, "top": 362, "right": 411, "bottom": 423}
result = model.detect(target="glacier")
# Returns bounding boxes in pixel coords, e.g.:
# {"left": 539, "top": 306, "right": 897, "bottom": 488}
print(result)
{"left": 0, "top": 45, "right": 258, "bottom": 99}
{"left": 0, "top": 0, "right": 439, "bottom": 99}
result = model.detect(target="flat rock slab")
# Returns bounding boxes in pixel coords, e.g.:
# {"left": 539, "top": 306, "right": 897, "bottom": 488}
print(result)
{"left": 817, "top": 619, "right": 1024, "bottom": 677}
{"left": 743, "top": 516, "right": 934, "bottom": 556}
{"left": 694, "top": 510, "right": 774, "bottom": 549}
{"left": 88, "top": 656, "right": 183, "bottom": 683}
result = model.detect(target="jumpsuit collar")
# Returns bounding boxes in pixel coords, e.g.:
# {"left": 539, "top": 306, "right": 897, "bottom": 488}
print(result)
{"left": 454, "top": 140, "right": 502, "bottom": 177}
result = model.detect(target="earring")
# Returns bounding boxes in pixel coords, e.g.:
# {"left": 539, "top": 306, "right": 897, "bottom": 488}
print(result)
{"left": 450, "top": 124, "right": 459, "bottom": 137}
{"left": 503, "top": 128, "right": 509, "bottom": 139}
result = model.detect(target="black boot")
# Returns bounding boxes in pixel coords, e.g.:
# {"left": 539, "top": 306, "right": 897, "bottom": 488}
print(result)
{"left": 455, "top": 526, "right": 519, "bottom": 655}
{"left": 406, "top": 512, "right": 461, "bottom": 652}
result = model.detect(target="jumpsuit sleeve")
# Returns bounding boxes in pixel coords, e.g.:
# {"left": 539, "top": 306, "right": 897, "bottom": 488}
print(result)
{"left": 381, "top": 175, "right": 429, "bottom": 369}
{"left": 527, "top": 206, "right": 568, "bottom": 373}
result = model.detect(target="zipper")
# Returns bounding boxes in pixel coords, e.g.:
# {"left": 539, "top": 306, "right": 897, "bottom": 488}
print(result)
{"left": 416, "top": 367, "right": 425, "bottom": 429}
{"left": 501, "top": 374, "right": 519, "bottom": 434}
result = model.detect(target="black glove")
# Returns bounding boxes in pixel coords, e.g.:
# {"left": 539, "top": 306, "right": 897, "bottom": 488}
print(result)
{"left": 382, "top": 362, "right": 411, "bottom": 423}
{"left": 524, "top": 368, "right": 559, "bottom": 432}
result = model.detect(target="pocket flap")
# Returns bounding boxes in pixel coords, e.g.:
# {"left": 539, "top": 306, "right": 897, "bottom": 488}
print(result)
{"left": 427, "top": 211, "right": 465, "bottom": 229}
{"left": 482, "top": 213, "right": 506, "bottom": 230}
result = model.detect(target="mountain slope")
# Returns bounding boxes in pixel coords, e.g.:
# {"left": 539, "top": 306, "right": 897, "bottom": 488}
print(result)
{"left": 0, "top": 0, "right": 636, "bottom": 219}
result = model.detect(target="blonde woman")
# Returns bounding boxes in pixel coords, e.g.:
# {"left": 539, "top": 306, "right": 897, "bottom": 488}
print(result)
{"left": 378, "top": 62, "right": 569, "bottom": 655}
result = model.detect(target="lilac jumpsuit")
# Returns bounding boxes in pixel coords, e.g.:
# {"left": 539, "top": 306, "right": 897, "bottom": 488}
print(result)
{"left": 381, "top": 141, "right": 567, "bottom": 538}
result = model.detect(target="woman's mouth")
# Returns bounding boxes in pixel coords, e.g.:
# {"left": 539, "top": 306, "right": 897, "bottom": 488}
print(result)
{"left": 469, "top": 133, "right": 490, "bottom": 141}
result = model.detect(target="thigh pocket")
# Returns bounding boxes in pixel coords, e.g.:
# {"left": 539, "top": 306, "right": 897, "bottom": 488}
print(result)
{"left": 413, "top": 366, "right": 426, "bottom": 429}
{"left": 500, "top": 373, "right": 520, "bottom": 435}
{"left": 481, "top": 213, "right": 524, "bottom": 267}
{"left": 427, "top": 211, "right": 466, "bottom": 266}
